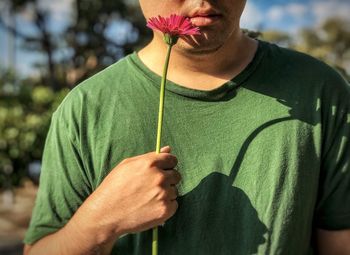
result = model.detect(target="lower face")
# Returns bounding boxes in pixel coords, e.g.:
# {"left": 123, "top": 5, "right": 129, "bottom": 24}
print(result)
{"left": 139, "top": 0, "right": 247, "bottom": 55}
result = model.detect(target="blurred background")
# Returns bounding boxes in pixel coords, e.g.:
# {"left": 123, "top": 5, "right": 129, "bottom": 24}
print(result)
{"left": 0, "top": 0, "right": 349, "bottom": 254}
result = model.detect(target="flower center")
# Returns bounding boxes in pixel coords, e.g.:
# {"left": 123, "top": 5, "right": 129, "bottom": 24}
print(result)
{"left": 163, "top": 34, "right": 179, "bottom": 46}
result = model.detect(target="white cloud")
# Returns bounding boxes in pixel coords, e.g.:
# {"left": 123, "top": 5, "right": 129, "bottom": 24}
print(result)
{"left": 267, "top": 3, "right": 308, "bottom": 22}
{"left": 241, "top": 2, "right": 264, "bottom": 29}
{"left": 311, "top": 1, "right": 350, "bottom": 25}
{"left": 286, "top": 3, "right": 308, "bottom": 18}
{"left": 263, "top": 1, "right": 350, "bottom": 32}
{"left": 267, "top": 6, "right": 284, "bottom": 22}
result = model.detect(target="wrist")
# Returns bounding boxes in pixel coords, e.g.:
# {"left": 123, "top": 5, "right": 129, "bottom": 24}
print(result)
{"left": 66, "top": 211, "right": 116, "bottom": 250}
{"left": 67, "top": 195, "right": 123, "bottom": 248}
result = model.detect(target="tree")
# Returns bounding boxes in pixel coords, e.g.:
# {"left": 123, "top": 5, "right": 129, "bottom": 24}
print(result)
{"left": 0, "top": 71, "right": 69, "bottom": 187}
{"left": 63, "top": 0, "right": 151, "bottom": 86}
{"left": 261, "top": 30, "right": 293, "bottom": 48}
{"left": 0, "top": 0, "right": 60, "bottom": 89}
{"left": 0, "top": 0, "right": 151, "bottom": 89}
{"left": 295, "top": 18, "right": 350, "bottom": 80}
{"left": 261, "top": 18, "right": 350, "bottom": 81}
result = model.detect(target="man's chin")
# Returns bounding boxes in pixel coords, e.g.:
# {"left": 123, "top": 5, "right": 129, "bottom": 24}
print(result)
{"left": 175, "top": 39, "right": 224, "bottom": 56}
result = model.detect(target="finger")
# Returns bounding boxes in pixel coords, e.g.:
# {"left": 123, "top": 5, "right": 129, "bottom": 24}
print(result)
{"left": 160, "top": 146, "right": 171, "bottom": 153}
{"left": 160, "top": 185, "right": 178, "bottom": 201}
{"left": 166, "top": 200, "right": 179, "bottom": 219}
{"left": 131, "top": 146, "right": 171, "bottom": 161}
{"left": 152, "top": 153, "right": 178, "bottom": 170}
{"left": 137, "top": 146, "right": 171, "bottom": 160}
{"left": 159, "top": 186, "right": 178, "bottom": 201}
{"left": 163, "top": 170, "right": 181, "bottom": 185}
{"left": 159, "top": 200, "right": 179, "bottom": 224}
{"left": 167, "top": 186, "right": 178, "bottom": 201}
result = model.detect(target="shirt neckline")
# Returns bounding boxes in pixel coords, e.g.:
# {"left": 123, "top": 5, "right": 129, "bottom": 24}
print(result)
{"left": 128, "top": 40, "right": 266, "bottom": 101}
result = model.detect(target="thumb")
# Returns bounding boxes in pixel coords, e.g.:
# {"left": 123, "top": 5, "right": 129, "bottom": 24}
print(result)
{"left": 160, "top": 145, "right": 171, "bottom": 153}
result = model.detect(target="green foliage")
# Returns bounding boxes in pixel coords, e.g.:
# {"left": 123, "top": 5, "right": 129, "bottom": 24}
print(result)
{"left": 261, "top": 30, "right": 293, "bottom": 48}
{"left": 260, "top": 17, "right": 350, "bottom": 81}
{"left": 0, "top": 80, "right": 69, "bottom": 188}
{"left": 296, "top": 18, "right": 350, "bottom": 81}
{"left": 0, "top": 0, "right": 151, "bottom": 89}
{"left": 62, "top": 0, "right": 151, "bottom": 86}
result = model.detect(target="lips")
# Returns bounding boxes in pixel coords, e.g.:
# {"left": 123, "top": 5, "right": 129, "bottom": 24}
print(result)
{"left": 189, "top": 15, "right": 222, "bottom": 27}
{"left": 187, "top": 10, "right": 222, "bottom": 27}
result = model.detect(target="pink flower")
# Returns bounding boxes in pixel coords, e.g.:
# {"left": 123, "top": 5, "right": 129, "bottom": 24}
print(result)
{"left": 146, "top": 13, "right": 200, "bottom": 255}
{"left": 147, "top": 14, "right": 200, "bottom": 37}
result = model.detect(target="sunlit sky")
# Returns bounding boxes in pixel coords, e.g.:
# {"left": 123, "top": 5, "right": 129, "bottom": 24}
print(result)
{"left": 1, "top": 0, "right": 349, "bottom": 77}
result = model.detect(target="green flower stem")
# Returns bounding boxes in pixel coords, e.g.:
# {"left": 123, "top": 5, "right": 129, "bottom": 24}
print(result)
{"left": 153, "top": 43, "right": 173, "bottom": 255}
{"left": 155, "top": 43, "right": 173, "bottom": 154}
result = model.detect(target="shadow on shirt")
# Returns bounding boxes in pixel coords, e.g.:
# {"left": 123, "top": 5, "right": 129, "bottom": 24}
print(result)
{"left": 116, "top": 172, "right": 268, "bottom": 255}
{"left": 159, "top": 172, "right": 268, "bottom": 254}
{"left": 115, "top": 49, "right": 350, "bottom": 254}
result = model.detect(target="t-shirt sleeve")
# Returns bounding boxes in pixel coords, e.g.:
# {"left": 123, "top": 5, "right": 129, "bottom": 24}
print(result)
{"left": 314, "top": 70, "right": 350, "bottom": 230}
{"left": 24, "top": 109, "right": 92, "bottom": 244}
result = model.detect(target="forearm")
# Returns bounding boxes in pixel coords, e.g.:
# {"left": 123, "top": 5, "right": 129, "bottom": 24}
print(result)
{"left": 317, "top": 228, "right": 350, "bottom": 255}
{"left": 25, "top": 148, "right": 178, "bottom": 255}
{"left": 25, "top": 221, "right": 116, "bottom": 255}
{"left": 25, "top": 201, "right": 119, "bottom": 255}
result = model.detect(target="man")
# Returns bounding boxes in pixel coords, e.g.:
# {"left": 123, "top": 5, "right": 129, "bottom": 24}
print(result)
{"left": 24, "top": 0, "right": 350, "bottom": 254}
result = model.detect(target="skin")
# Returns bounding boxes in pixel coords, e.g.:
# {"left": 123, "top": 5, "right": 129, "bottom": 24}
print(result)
{"left": 24, "top": 0, "right": 350, "bottom": 254}
{"left": 138, "top": 0, "right": 259, "bottom": 91}
{"left": 317, "top": 229, "right": 350, "bottom": 255}
{"left": 24, "top": 146, "right": 181, "bottom": 255}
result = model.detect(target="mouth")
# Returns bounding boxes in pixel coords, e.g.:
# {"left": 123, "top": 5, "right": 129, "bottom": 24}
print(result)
{"left": 187, "top": 9, "right": 223, "bottom": 27}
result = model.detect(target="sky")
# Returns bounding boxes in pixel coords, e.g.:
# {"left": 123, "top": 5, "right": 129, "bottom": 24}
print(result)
{"left": 1, "top": 0, "right": 350, "bottom": 77}
{"left": 241, "top": 0, "right": 350, "bottom": 33}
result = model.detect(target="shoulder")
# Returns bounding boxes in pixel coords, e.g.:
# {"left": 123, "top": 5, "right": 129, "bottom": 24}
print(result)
{"left": 74, "top": 54, "right": 136, "bottom": 95}
{"left": 260, "top": 40, "right": 349, "bottom": 93}
{"left": 261, "top": 40, "right": 336, "bottom": 76}
{"left": 53, "top": 54, "right": 138, "bottom": 120}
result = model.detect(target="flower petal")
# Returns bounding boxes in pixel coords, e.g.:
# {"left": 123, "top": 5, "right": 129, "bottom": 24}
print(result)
{"left": 146, "top": 14, "right": 201, "bottom": 36}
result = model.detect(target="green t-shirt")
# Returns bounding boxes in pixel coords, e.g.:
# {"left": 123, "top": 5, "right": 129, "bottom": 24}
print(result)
{"left": 24, "top": 40, "right": 350, "bottom": 254}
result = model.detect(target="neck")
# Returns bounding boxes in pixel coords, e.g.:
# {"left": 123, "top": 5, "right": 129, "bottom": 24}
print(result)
{"left": 138, "top": 31, "right": 258, "bottom": 90}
